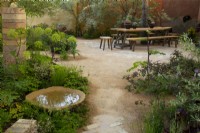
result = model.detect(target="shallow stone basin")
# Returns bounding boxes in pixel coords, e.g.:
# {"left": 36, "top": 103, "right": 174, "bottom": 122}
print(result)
{"left": 26, "top": 86, "right": 85, "bottom": 110}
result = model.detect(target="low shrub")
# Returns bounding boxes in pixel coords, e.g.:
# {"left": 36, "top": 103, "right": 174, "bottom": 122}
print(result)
{"left": 0, "top": 109, "right": 11, "bottom": 133}
{"left": 26, "top": 25, "right": 79, "bottom": 60}
{"left": 50, "top": 65, "right": 68, "bottom": 86}
{"left": 50, "top": 65, "right": 89, "bottom": 93}
{"left": 126, "top": 37, "right": 200, "bottom": 132}
{"left": 20, "top": 102, "right": 88, "bottom": 133}
{"left": 144, "top": 100, "right": 165, "bottom": 133}
{"left": 124, "top": 50, "right": 200, "bottom": 95}
{"left": 0, "top": 52, "right": 89, "bottom": 132}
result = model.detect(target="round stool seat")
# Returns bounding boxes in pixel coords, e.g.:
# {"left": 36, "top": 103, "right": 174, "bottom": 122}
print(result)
{"left": 99, "top": 36, "right": 113, "bottom": 51}
{"left": 100, "top": 36, "right": 112, "bottom": 39}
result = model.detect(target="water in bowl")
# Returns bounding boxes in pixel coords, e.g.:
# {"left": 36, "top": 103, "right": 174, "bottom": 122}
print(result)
{"left": 34, "top": 91, "right": 80, "bottom": 108}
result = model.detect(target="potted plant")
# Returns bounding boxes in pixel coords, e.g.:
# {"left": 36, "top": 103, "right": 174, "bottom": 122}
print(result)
{"left": 132, "top": 22, "right": 138, "bottom": 29}
{"left": 123, "top": 19, "right": 132, "bottom": 29}
{"left": 149, "top": 21, "right": 155, "bottom": 28}
{"left": 147, "top": 19, "right": 155, "bottom": 28}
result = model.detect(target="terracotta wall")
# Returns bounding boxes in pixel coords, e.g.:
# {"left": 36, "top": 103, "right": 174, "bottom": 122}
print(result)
{"left": 162, "top": 0, "right": 200, "bottom": 21}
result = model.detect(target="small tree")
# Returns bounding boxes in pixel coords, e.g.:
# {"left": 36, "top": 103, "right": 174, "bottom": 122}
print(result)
{"left": 148, "top": 0, "right": 170, "bottom": 26}
{"left": 6, "top": 28, "right": 26, "bottom": 64}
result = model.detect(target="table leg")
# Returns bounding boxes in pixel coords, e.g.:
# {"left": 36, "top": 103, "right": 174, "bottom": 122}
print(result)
{"left": 121, "top": 33, "right": 127, "bottom": 49}
{"left": 129, "top": 41, "right": 136, "bottom": 51}
{"left": 113, "top": 32, "right": 123, "bottom": 48}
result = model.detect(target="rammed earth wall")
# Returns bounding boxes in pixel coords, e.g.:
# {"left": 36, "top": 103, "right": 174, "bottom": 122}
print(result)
{"left": 163, "top": 0, "right": 200, "bottom": 21}
{"left": 2, "top": 7, "right": 26, "bottom": 65}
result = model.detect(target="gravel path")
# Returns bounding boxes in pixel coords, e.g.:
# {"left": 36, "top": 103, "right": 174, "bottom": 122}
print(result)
{"left": 57, "top": 38, "right": 179, "bottom": 133}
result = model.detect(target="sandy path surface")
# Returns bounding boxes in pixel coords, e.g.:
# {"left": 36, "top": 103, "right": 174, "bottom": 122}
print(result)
{"left": 57, "top": 38, "right": 179, "bottom": 133}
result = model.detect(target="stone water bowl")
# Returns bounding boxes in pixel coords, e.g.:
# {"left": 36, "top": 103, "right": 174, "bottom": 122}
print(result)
{"left": 26, "top": 86, "right": 85, "bottom": 110}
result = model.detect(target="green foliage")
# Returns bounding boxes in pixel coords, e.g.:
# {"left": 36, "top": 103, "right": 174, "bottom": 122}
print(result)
{"left": 0, "top": 90, "right": 19, "bottom": 107}
{"left": 9, "top": 78, "right": 39, "bottom": 94}
{"left": 144, "top": 100, "right": 165, "bottom": 133}
{"left": 124, "top": 50, "right": 200, "bottom": 95}
{"left": 60, "top": 51, "right": 68, "bottom": 60}
{"left": 149, "top": 50, "right": 165, "bottom": 55}
{"left": 6, "top": 28, "right": 26, "bottom": 60}
{"left": 34, "top": 41, "right": 43, "bottom": 50}
{"left": 0, "top": 60, "right": 89, "bottom": 132}
{"left": 148, "top": 0, "right": 170, "bottom": 26}
{"left": 27, "top": 27, "right": 45, "bottom": 50}
{"left": 20, "top": 102, "right": 89, "bottom": 133}
{"left": 51, "top": 65, "right": 68, "bottom": 86}
{"left": 17, "top": 0, "right": 60, "bottom": 17}
{"left": 26, "top": 25, "right": 79, "bottom": 59}
{"left": 0, "top": 109, "right": 11, "bottom": 133}
{"left": 50, "top": 65, "right": 89, "bottom": 93}
{"left": 9, "top": 103, "right": 24, "bottom": 119}
{"left": 51, "top": 33, "right": 61, "bottom": 43}
{"left": 83, "top": 27, "right": 100, "bottom": 39}
{"left": 67, "top": 36, "right": 79, "bottom": 58}
{"left": 127, "top": 61, "right": 147, "bottom": 72}
{"left": 187, "top": 27, "right": 199, "bottom": 43}
{"left": 126, "top": 48, "right": 200, "bottom": 132}
{"left": 67, "top": 36, "right": 76, "bottom": 43}
{"left": 0, "top": 27, "right": 88, "bottom": 132}
{"left": 37, "top": 113, "right": 54, "bottom": 133}
{"left": 63, "top": 67, "right": 89, "bottom": 93}
{"left": 7, "top": 28, "right": 26, "bottom": 40}
{"left": 44, "top": 27, "right": 53, "bottom": 35}
{"left": 180, "top": 33, "right": 200, "bottom": 62}
{"left": 170, "top": 79, "right": 200, "bottom": 130}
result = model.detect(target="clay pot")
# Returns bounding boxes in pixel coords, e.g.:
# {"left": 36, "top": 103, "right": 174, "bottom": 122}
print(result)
{"left": 124, "top": 23, "right": 132, "bottom": 29}
{"left": 149, "top": 22, "right": 155, "bottom": 28}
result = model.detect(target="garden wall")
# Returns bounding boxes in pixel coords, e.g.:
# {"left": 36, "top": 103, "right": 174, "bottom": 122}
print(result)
{"left": 2, "top": 7, "right": 26, "bottom": 65}
{"left": 163, "top": 0, "right": 200, "bottom": 20}
{"left": 162, "top": 0, "right": 200, "bottom": 32}
{"left": 27, "top": 9, "right": 74, "bottom": 31}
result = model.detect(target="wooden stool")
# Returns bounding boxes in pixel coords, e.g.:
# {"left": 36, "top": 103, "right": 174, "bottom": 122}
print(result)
{"left": 100, "top": 36, "right": 113, "bottom": 50}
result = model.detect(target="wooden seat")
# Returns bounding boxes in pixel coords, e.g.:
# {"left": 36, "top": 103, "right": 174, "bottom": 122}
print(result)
{"left": 111, "top": 34, "right": 118, "bottom": 37}
{"left": 127, "top": 33, "right": 137, "bottom": 37}
{"left": 127, "top": 36, "right": 179, "bottom": 51}
{"left": 100, "top": 36, "right": 113, "bottom": 50}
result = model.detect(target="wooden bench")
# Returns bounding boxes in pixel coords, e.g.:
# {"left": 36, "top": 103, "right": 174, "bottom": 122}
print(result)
{"left": 127, "top": 36, "right": 179, "bottom": 51}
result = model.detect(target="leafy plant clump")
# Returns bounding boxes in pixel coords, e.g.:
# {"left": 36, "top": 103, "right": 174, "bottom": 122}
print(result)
{"left": 0, "top": 51, "right": 89, "bottom": 132}
{"left": 126, "top": 33, "right": 200, "bottom": 132}
{"left": 26, "top": 25, "right": 79, "bottom": 60}
{"left": 124, "top": 50, "right": 199, "bottom": 95}
{"left": 50, "top": 65, "right": 88, "bottom": 93}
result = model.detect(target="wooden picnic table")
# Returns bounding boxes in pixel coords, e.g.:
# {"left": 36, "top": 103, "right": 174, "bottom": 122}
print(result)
{"left": 110, "top": 27, "right": 172, "bottom": 49}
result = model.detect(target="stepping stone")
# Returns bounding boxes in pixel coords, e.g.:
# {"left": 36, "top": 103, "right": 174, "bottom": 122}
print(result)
{"left": 85, "top": 123, "right": 99, "bottom": 130}
{"left": 109, "top": 122, "right": 123, "bottom": 127}
{"left": 118, "top": 128, "right": 128, "bottom": 133}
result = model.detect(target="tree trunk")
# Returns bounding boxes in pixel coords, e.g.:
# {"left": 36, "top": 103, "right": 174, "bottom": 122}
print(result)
{"left": 142, "top": 0, "right": 148, "bottom": 27}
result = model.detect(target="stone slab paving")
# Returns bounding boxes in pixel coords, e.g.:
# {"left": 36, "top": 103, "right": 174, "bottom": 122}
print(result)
{"left": 5, "top": 119, "right": 37, "bottom": 133}
{"left": 82, "top": 114, "right": 128, "bottom": 133}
